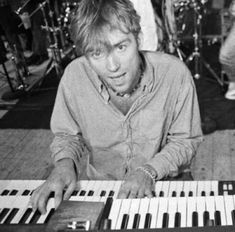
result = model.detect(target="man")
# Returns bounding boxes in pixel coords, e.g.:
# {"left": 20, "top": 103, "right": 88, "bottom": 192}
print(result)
{"left": 219, "top": 0, "right": 235, "bottom": 100}
{"left": 31, "top": 0, "right": 203, "bottom": 214}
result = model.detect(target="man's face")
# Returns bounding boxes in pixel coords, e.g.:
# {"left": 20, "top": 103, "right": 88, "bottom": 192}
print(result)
{"left": 86, "top": 29, "right": 141, "bottom": 95}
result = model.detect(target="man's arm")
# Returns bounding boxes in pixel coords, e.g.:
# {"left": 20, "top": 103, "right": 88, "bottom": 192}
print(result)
{"left": 146, "top": 69, "right": 203, "bottom": 180}
{"left": 31, "top": 67, "right": 89, "bottom": 213}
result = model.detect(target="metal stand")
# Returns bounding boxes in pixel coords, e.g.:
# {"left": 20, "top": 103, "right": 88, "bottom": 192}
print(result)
{"left": 185, "top": 0, "right": 224, "bottom": 85}
{"left": 39, "top": 0, "right": 63, "bottom": 78}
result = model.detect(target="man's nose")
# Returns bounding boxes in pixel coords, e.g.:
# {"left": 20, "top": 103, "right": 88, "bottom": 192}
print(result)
{"left": 106, "top": 54, "right": 120, "bottom": 72}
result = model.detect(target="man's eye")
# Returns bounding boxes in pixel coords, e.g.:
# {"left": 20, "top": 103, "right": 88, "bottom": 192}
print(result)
{"left": 92, "top": 50, "right": 104, "bottom": 58}
{"left": 117, "top": 44, "right": 126, "bottom": 51}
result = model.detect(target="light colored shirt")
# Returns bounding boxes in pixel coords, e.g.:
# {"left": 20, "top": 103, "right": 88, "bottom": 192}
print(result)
{"left": 50, "top": 51, "right": 203, "bottom": 180}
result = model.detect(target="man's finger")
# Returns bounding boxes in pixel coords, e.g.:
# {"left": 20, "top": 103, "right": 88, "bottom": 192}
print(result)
{"left": 64, "top": 181, "right": 76, "bottom": 200}
{"left": 54, "top": 189, "right": 63, "bottom": 210}
{"left": 37, "top": 190, "right": 51, "bottom": 214}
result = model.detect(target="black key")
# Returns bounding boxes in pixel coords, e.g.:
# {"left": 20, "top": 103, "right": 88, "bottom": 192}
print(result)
{"left": 9, "top": 190, "right": 18, "bottom": 196}
{"left": 121, "top": 214, "right": 129, "bottom": 229}
{"left": 231, "top": 209, "right": 235, "bottom": 225}
{"left": 49, "top": 192, "right": 55, "bottom": 198}
{"left": 88, "top": 190, "right": 94, "bottom": 196}
{"left": 192, "top": 211, "right": 198, "bottom": 227}
{"left": 22, "top": 190, "right": 31, "bottom": 196}
{"left": 79, "top": 190, "right": 86, "bottom": 196}
{"left": 108, "top": 191, "right": 114, "bottom": 197}
{"left": 174, "top": 212, "right": 181, "bottom": 228}
{"left": 0, "top": 208, "right": 10, "bottom": 223}
{"left": 4, "top": 208, "right": 19, "bottom": 224}
{"left": 19, "top": 208, "right": 33, "bottom": 224}
{"left": 98, "top": 197, "right": 113, "bottom": 230}
{"left": 159, "top": 191, "right": 164, "bottom": 197}
{"left": 132, "top": 213, "right": 140, "bottom": 229}
{"left": 214, "top": 210, "right": 221, "bottom": 226}
{"left": 44, "top": 208, "right": 55, "bottom": 224}
{"left": 1, "top": 190, "right": 9, "bottom": 196}
{"left": 203, "top": 211, "right": 210, "bottom": 226}
{"left": 188, "top": 191, "right": 193, "bottom": 197}
{"left": 180, "top": 191, "right": 185, "bottom": 197}
{"left": 29, "top": 209, "right": 41, "bottom": 224}
{"left": 162, "top": 213, "right": 169, "bottom": 228}
{"left": 201, "top": 191, "right": 206, "bottom": 196}
{"left": 144, "top": 213, "right": 152, "bottom": 228}
{"left": 71, "top": 190, "right": 78, "bottom": 196}
{"left": 102, "top": 219, "right": 112, "bottom": 230}
{"left": 210, "top": 191, "right": 214, "bottom": 196}
{"left": 100, "top": 190, "right": 106, "bottom": 197}
{"left": 172, "top": 191, "right": 176, "bottom": 197}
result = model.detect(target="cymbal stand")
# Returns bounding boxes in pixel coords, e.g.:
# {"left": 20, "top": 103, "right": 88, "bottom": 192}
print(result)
{"left": 10, "top": 44, "right": 29, "bottom": 91}
{"left": 39, "top": 0, "right": 63, "bottom": 77}
{"left": 185, "top": 0, "right": 223, "bottom": 85}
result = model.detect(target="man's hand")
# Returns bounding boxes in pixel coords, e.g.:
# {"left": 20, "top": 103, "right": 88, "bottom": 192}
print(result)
{"left": 30, "top": 158, "right": 77, "bottom": 214}
{"left": 117, "top": 169, "right": 154, "bottom": 199}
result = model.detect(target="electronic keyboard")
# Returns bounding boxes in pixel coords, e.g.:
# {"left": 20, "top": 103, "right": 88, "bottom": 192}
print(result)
{"left": 0, "top": 180, "right": 235, "bottom": 232}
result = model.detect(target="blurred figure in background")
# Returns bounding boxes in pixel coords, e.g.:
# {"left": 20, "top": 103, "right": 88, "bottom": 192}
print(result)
{"left": 219, "top": 0, "right": 235, "bottom": 100}
{"left": 0, "top": 0, "right": 25, "bottom": 59}
{"left": 25, "top": 0, "right": 49, "bottom": 66}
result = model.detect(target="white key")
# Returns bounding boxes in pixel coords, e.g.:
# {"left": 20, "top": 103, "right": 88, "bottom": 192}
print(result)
{"left": 168, "top": 181, "right": 177, "bottom": 197}
{"left": 186, "top": 197, "right": 196, "bottom": 227}
{"left": 204, "top": 181, "right": 212, "bottom": 196}
{"left": 115, "top": 199, "right": 131, "bottom": 229}
{"left": 148, "top": 198, "right": 159, "bottom": 228}
{"left": 108, "top": 199, "right": 122, "bottom": 229}
{"left": 82, "top": 180, "right": 96, "bottom": 198}
{"left": 10, "top": 196, "right": 31, "bottom": 224}
{"left": 100, "top": 181, "right": 116, "bottom": 201}
{"left": 161, "top": 181, "right": 170, "bottom": 197}
{"left": 36, "top": 198, "right": 55, "bottom": 224}
{"left": 76, "top": 180, "right": 89, "bottom": 195}
{"left": 138, "top": 198, "right": 150, "bottom": 229}
{"left": 84, "top": 181, "right": 101, "bottom": 201}
{"left": 168, "top": 197, "right": 177, "bottom": 228}
{"left": 197, "top": 181, "right": 205, "bottom": 196}
{"left": 177, "top": 197, "right": 187, "bottom": 227}
{"left": 112, "top": 181, "right": 123, "bottom": 199}
{"left": 155, "top": 181, "right": 163, "bottom": 197}
{"left": 205, "top": 196, "right": 215, "bottom": 221}
{"left": 190, "top": 181, "right": 198, "bottom": 197}
{"left": 215, "top": 195, "right": 226, "bottom": 226}
{"left": 0, "top": 180, "right": 11, "bottom": 193}
{"left": 126, "top": 198, "right": 140, "bottom": 229}
{"left": 224, "top": 195, "right": 235, "bottom": 225}
{"left": 175, "top": 181, "right": 184, "bottom": 197}
{"left": 156, "top": 197, "right": 168, "bottom": 228}
{"left": 182, "top": 181, "right": 191, "bottom": 197}
{"left": 196, "top": 196, "right": 205, "bottom": 227}
{"left": 211, "top": 181, "right": 218, "bottom": 196}
{"left": 0, "top": 196, "right": 18, "bottom": 223}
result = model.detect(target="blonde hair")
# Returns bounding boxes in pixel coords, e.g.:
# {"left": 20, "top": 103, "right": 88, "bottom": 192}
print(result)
{"left": 70, "top": 0, "right": 141, "bottom": 55}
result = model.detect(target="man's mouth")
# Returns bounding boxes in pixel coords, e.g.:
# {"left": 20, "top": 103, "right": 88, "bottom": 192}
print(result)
{"left": 109, "top": 73, "right": 126, "bottom": 79}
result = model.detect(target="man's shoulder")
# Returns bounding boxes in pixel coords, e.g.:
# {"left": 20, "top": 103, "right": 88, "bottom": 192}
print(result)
{"left": 62, "top": 56, "right": 90, "bottom": 82}
{"left": 144, "top": 51, "right": 186, "bottom": 68}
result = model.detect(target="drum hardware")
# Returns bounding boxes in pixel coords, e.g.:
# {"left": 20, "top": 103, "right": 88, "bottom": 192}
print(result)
{"left": 1, "top": 44, "right": 30, "bottom": 100}
{"left": 183, "top": 0, "right": 224, "bottom": 85}
{"left": 38, "top": 0, "right": 63, "bottom": 78}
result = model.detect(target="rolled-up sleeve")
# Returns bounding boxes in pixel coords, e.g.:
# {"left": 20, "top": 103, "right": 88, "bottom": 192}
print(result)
{"left": 146, "top": 69, "right": 203, "bottom": 179}
{"left": 50, "top": 67, "right": 90, "bottom": 174}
